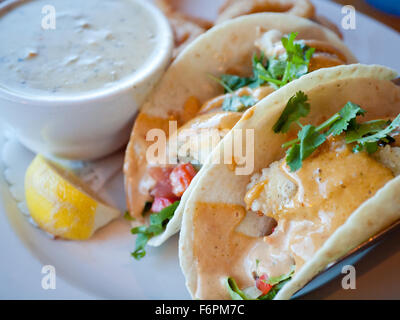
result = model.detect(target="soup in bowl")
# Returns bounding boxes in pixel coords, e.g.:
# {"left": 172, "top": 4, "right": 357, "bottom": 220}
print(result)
{"left": 0, "top": 0, "right": 173, "bottom": 159}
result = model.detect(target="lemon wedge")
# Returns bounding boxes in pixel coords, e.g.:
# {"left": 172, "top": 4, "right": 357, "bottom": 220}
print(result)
{"left": 25, "top": 155, "right": 120, "bottom": 240}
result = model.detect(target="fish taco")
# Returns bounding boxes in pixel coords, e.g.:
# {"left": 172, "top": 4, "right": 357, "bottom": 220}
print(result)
{"left": 179, "top": 64, "right": 400, "bottom": 299}
{"left": 123, "top": 13, "right": 356, "bottom": 259}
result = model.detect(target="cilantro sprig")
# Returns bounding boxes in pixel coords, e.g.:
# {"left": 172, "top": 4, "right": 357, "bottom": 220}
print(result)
{"left": 226, "top": 266, "right": 295, "bottom": 300}
{"left": 274, "top": 91, "right": 400, "bottom": 171}
{"left": 131, "top": 201, "right": 180, "bottom": 260}
{"left": 259, "top": 32, "right": 315, "bottom": 88}
{"left": 210, "top": 32, "right": 315, "bottom": 112}
{"left": 272, "top": 91, "right": 310, "bottom": 133}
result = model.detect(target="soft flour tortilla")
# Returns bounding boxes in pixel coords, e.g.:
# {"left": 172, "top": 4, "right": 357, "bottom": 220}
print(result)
{"left": 179, "top": 64, "right": 400, "bottom": 299}
{"left": 124, "top": 13, "right": 357, "bottom": 246}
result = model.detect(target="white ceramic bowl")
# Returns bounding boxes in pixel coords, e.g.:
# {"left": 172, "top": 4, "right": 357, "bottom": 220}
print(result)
{"left": 0, "top": 0, "right": 173, "bottom": 160}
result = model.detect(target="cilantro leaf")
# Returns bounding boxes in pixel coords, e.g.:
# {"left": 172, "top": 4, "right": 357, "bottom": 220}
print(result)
{"left": 273, "top": 91, "right": 310, "bottom": 133}
{"left": 360, "top": 116, "right": 400, "bottom": 142}
{"left": 351, "top": 114, "right": 400, "bottom": 153}
{"left": 286, "top": 125, "right": 326, "bottom": 172}
{"left": 345, "top": 119, "right": 389, "bottom": 143}
{"left": 281, "top": 32, "right": 300, "bottom": 60}
{"left": 220, "top": 74, "right": 253, "bottom": 92}
{"left": 327, "top": 102, "right": 366, "bottom": 136}
{"left": 299, "top": 125, "right": 326, "bottom": 160}
{"left": 285, "top": 144, "right": 302, "bottom": 172}
{"left": 250, "top": 53, "right": 270, "bottom": 88}
{"left": 267, "top": 59, "right": 287, "bottom": 80}
{"left": 222, "top": 95, "right": 257, "bottom": 112}
{"left": 131, "top": 201, "right": 180, "bottom": 260}
{"left": 362, "top": 141, "right": 379, "bottom": 154}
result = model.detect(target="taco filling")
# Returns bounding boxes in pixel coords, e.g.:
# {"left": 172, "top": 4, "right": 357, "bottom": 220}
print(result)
{"left": 128, "top": 28, "right": 352, "bottom": 259}
{"left": 214, "top": 92, "right": 400, "bottom": 299}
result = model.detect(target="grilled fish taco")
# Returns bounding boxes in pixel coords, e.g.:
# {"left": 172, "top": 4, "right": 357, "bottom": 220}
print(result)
{"left": 123, "top": 13, "right": 356, "bottom": 258}
{"left": 179, "top": 64, "right": 400, "bottom": 299}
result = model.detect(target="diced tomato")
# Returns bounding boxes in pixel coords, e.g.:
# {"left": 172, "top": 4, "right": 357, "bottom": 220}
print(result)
{"left": 151, "top": 197, "right": 177, "bottom": 213}
{"left": 148, "top": 167, "right": 174, "bottom": 181}
{"left": 256, "top": 274, "right": 273, "bottom": 295}
{"left": 169, "top": 163, "right": 197, "bottom": 197}
{"left": 149, "top": 167, "right": 175, "bottom": 198}
{"left": 150, "top": 182, "right": 176, "bottom": 198}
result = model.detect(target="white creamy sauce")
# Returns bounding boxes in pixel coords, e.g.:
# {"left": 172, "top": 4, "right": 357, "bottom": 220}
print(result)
{"left": 0, "top": 0, "right": 158, "bottom": 95}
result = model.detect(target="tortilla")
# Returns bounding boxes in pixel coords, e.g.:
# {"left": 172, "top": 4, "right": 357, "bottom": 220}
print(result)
{"left": 124, "top": 13, "right": 357, "bottom": 247}
{"left": 178, "top": 64, "right": 400, "bottom": 299}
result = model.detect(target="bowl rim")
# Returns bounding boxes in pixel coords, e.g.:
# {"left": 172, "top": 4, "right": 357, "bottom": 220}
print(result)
{"left": 0, "top": 0, "right": 173, "bottom": 105}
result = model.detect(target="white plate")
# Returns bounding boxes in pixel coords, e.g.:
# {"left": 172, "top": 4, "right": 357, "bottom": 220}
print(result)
{"left": 1, "top": 0, "right": 400, "bottom": 299}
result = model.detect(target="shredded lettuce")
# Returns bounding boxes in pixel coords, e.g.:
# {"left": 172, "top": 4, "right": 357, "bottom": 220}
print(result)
{"left": 226, "top": 266, "right": 295, "bottom": 300}
{"left": 131, "top": 201, "right": 180, "bottom": 260}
